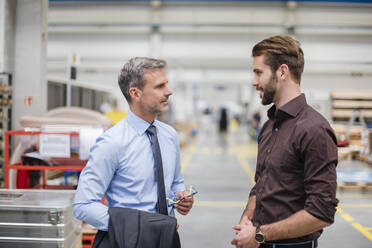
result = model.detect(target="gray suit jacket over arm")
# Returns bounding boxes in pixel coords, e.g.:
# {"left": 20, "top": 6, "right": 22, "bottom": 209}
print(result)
{"left": 92, "top": 207, "right": 180, "bottom": 248}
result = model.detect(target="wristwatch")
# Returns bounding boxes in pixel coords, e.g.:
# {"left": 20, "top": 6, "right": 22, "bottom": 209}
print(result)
{"left": 255, "top": 225, "right": 265, "bottom": 244}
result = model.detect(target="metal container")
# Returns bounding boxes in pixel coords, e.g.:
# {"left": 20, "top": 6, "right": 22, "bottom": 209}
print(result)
{"left": 0, "top": 189, "right": 81, "bottom": 248}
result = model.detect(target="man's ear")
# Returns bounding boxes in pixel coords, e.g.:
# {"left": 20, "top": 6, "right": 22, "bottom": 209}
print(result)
{"left": 278, "top": 64, "right": 289, "bottom": 80}
{"left": 129, "top": 87, "right": 141, "bottom": 101}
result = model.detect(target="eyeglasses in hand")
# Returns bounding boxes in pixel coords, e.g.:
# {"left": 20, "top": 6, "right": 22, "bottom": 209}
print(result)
{"left": 167, "top": 186, "right": 198, "bottom": 207}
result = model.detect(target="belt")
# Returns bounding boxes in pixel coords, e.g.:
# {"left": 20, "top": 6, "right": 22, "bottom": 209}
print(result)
{"left": 260, "top": 239, "right": 317, "bottom": 248}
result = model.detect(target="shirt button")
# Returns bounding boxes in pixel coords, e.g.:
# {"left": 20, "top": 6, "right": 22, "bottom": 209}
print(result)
{"left": 267, "top": 149, "right": 271, "bottom": 153}
{"left": 274, "top": 128, "right": 278, "bottom": 132}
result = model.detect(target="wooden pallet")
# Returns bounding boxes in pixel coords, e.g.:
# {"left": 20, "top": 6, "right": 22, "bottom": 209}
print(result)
{"left": 331, "top": 109, "right": 372, "bottom": 119}
{"left": 330, "top": 90, "right": 372, "bottom": 120}
{"left": 357, "top": 154, "right": 372, "bottom": 166}
{"left": 331, "top": 91, "right": 372, "bottom": 100}
{"left": 333, "top": 100, "right": 372, "bottom": 109}
{"left": 338, "top": 149, "right": 361, "bottom": 161}
{"left": 338, "top": 182, "right": 372, "bottom": 190}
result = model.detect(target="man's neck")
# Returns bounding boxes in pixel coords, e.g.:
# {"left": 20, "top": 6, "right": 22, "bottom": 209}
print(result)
{"left": 129, "top": 105, "right": 156, "bottom": 124}
{"left": 274, "top": 82, "right": 301, "bottom": 109}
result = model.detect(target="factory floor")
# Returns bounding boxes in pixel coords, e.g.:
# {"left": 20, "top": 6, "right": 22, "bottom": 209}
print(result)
{"left": 177, "top": 125, "right": 372, "bottom": 248}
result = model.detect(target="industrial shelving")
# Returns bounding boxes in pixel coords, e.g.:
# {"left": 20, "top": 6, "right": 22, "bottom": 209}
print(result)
{"left": 0, "top": 73, "right": 12, "bottom": 188}
{"left": 4, "top": 130, "right": 86, "bottom": 189}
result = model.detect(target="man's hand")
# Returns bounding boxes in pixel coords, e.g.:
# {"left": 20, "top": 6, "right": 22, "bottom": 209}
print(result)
{"left": 231, "top": 223, "right": 259, "bottom": 248}
{"left": 174, "top": 191, "right": 194, "bottom": 215}
{"left": 234, "top": 216, "right": 253, "bottom": 236}
{"left": 240, "top": 215, "right": 253, "bottom": 226}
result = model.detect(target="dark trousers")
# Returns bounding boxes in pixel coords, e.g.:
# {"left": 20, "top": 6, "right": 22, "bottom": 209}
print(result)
{"left": 260, "top": 239, "right": 317, "bottom": 248}
{"left": 173, "top": 231, "right": 181, "bottom": 248}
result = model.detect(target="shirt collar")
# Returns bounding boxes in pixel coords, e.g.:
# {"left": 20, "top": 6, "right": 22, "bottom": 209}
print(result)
{"left": 126, "top": 110, "right": 159, "bottom": 135}
{"left": 267, "top": 93, "right": 307, "bottom": 120}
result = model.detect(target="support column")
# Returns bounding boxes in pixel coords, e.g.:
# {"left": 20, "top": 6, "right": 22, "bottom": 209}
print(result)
{"left": 12, "top": 0, "right": 48, "bottom": 130}
{"left": 0, "top": 0, "right": 15, "bottom": 73}
{"left": 150, "top": 0, "right": 162, "bottom": 58}
{"left": 150, "top": 26, "right": 162, "bottom": 58}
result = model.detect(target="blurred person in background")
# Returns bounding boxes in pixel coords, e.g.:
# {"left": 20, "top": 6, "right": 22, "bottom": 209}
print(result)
{"left": 249, "top": 110, "right": 261, "bottom": 141}
{"left": 74, "top": 57, "right": 194, "bottom": 247}
{"left": 231, "top": 36, "right": 338, "bottom": 248}
{"left": 201, "top": 106, "right": 213, "bottom": 134}
{"left": 219, "top": 107, "right": 229, "bottom": 133}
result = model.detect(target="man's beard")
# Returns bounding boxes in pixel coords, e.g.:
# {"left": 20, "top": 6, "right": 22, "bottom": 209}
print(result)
{"left": 261, "top": 74, "right": 278, "bottom": 105}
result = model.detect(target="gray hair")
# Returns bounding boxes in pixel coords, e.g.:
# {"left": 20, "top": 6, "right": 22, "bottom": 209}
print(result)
{"left": 118, "top": 57, "right": 167, "bottom": 103}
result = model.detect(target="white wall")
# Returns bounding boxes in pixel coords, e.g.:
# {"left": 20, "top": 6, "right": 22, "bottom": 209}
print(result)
{"left": 47, "top": 1, "right": 372, "bottom": 121}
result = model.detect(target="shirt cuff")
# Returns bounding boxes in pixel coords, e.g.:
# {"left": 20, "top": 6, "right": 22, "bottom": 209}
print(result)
{"left": 249, "top": 185, "right": 257, "bottom": 197}
{"left": 172, "top": 183, "right": 186, "bottom": 195}
{"left": 305, "top": 195, "right": 339, "bottom": 224}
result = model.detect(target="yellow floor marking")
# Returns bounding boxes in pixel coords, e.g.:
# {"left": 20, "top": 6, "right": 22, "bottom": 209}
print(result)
{"left": 226, "top": 134, "right": 232, "bottom": 143}
{"left": 233, "top": 144, "right": 258, "bottom": 158}
{"left": 341, "top": 213, "right": 354, "bottom": 222}
{"left": 194, "top": 201, "right": 246, "bottom": 207}
{"left": 338, "top": 207, "right": 372, "bottom": 242}
{"left": 365, "top": 227, "right": 372, "bottom": 231}
{"left": 201, "top": 147, "right": 210, "bottom": 154}
{"left": 337, "top": 194, "right": 372, "bottom": 199}
{"left": 181, "top": 153, "right": 192, "bottom": 174}
{"left": 246, "top": 144, "right": 258, "bottom": 158}
{"left": 352, "top": 223, "right": 372, "bottom": 242}
{"left": 236, "top": 153, "right": 255, "bottom": 184}
{"left": 339, "top": 203, "right": 372, "bottom": 208}
{"left": 190, "top": 145, "right": 196, "bottom": 153}
{"left": 225, "top": 144, "right": 256, "bottom": 184}
{"left": 181, "top": 145, "right": 196, "bottom": 173}
{"left": 216, "top": 147, "right": 223, "bottom": 154}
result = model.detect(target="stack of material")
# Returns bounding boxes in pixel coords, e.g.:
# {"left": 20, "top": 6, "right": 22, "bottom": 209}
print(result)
{"left": 20, "top": 107, "right": 113, "bottom": 131}
{"left": 337, "top": 169, "right": 372, "bottom": 190}
{"left": 0, "top": 189, "right": 81, "bottom": 248}
{"left": 358, "top": 130, "right": 372, "bottom": 166}
{"left": 337, "top": 160, "right": 372, "bottom": 190}
{"left": 7, "top": 107, "right": 113, "bottom": 189}
{"left": 330, "top": 90, "right": 372, "bottom": 121}
{"left": 332, "top": 123, "right": 364, "bottom": 146}
{"left": 331, "top": 123, "right": 365, "bottom": 161}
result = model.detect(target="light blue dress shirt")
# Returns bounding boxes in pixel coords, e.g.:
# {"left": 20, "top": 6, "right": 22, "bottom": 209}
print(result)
{"left": 73, "top": 110, "right": 185, "bottom": 231}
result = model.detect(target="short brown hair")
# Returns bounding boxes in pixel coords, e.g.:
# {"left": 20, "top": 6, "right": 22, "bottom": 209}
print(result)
{"left": 252, "top": 35, "right": 304, "bottom": 84}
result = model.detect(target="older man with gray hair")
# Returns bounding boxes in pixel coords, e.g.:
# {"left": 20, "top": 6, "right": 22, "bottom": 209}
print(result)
{"left": 74, "top": 57, "right": 194, "bottom": 247}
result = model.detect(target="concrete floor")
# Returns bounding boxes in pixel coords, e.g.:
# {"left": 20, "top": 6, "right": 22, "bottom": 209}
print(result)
{"left": 176, "top": 126, "right": 372, "bottom": 248}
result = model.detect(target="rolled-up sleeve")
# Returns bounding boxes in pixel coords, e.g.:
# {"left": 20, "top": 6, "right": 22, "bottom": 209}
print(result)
{"left": 301, "top": 125, "right": 338, "bottom": 224}
{"left": 73, "top": 135, "right": 118, "bottom": 231}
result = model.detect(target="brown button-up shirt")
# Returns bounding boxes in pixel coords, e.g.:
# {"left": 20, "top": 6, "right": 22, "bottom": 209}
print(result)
{"left": 250, "top": 94, "right": 338, "bottom": 243}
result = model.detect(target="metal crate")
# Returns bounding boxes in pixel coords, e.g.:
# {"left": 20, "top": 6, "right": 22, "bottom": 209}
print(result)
{"left": 0, "top": 189, "right": 81, "bottom": 248}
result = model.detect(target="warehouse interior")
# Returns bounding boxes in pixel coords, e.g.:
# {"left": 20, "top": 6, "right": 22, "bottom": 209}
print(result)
{"left": 0, "top": 0, "right": 372, "bottom": 247}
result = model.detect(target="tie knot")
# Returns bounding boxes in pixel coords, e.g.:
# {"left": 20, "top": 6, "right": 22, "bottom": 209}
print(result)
{"left": 146, "top": 125, "right": 156, "bottom": 136}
